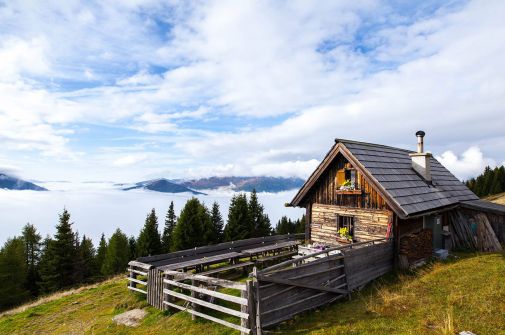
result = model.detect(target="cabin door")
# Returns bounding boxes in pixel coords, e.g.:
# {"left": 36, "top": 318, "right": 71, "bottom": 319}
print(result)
{"left": 424, "top": 215, "right": 443, "bottom": 249}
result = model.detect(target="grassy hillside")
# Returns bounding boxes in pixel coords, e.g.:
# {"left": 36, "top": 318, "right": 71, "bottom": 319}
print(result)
{"left": 485, "top": 191, "right": 505, "bottom": 205}
{"left": 1, "top": 252, "right": 505, "bottom": 335}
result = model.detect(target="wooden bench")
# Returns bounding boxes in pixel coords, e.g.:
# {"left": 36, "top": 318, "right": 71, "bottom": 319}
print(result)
{"left": 255, "top": 251, "right": 298, "bottom": 266}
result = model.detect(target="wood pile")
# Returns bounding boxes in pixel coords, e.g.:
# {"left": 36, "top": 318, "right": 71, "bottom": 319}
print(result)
{"left": 449, "top": 210, "right": 502, "bottom": 252}
{"left": 399, "top": 229, "right": 432, "bottom": 262}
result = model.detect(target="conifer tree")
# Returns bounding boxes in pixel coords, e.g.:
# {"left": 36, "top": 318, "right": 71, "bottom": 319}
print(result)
{"left": 137, "top": 208, "right": 162, "bottom": 257}
{"left": 210, "top": 202, "right": 224, "bottom": 243}
{"left": 96, "top": 233, "right": 107, "bottom": 276}
{"left": 102, "top": 229, "right": 129, "bottom": 276}
{"left": 37, "top": 236, "right": 57, "bottom": 293}
{"left": 0, "top": 237, "right": 30, "bottom": 310}
{"left": 224, "top": 193, "right": 250, "bottom": 241}
{"left": 79, "top": 235, "right": 97, "bottom": 282}
{"left": 162, "top": 201, "right": 177, "bottom": 252}
{"left": 172, "top": 198, "right": 207, "bottom": 250}
{"left": 38, "top": 209, "right": 77, "bottom": 291}
{"left": 128, "top": 236, "right": 137, "bottom": 261}
{"left": 248, "top": 189, "right": 272, "bottom": 237}
{"left": 295, "top": 214, "right": 306, "bottom": 234}
{"left": 275, "top": 216, "right": 296, "bottom": 235}
{"left": 21, "top": 223, "right": 41, "bottom": 296}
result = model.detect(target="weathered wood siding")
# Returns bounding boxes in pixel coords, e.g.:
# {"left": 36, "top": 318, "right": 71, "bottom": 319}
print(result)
{"left": 311, "top": 203, "right": 392, "bottom": 245}
{"left": 307, "top": 153, "right": 390, "bottom": 210}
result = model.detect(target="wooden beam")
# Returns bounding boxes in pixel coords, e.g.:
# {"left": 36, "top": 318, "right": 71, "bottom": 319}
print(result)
{"left": 127, "top": 277, "right": 147, "bottom": 286}
{"left": 127, "top": 286, "right": 147, "bottom": 295}
{"left": 256, "top": 275, "right": 349, "bottom": 295}
{"left": 164, "top": 289, "right": 248, "bottom": 319}
{"left": 163, "top": 279, "right": 248, "bottom": 305}
{"left": 164, "top": 270, "right": 247, "bottom": 291}
{"left": 163, "top": 301, "right": 250, "bottom": 334}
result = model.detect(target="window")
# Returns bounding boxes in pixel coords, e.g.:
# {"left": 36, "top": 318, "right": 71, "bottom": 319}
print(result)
{"left": 336, "top": 215, "right": 354, "bottom": 236}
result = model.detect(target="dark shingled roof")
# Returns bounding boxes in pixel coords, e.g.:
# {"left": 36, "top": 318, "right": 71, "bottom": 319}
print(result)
{"left": 459, "top": 199, "right": 505, "bottom": 215}
{"left": 291, "top": 138, "right": 481, "bottom": 218}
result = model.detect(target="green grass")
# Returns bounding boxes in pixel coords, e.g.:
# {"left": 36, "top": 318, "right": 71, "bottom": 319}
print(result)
{"left": 1, "top": 252, "right": 505, "bottom": 334}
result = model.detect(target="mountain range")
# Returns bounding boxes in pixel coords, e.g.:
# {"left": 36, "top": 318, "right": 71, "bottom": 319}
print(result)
{"left": 0, "top": 173, "right": 47, "bottom": 191}
{"left": 122, "top": 176, "right": 304, "bottom": 194}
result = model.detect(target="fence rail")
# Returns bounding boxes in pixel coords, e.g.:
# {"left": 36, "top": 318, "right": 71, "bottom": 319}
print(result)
{"left": 163, "top": 270, "right": 252, "bottom": 334}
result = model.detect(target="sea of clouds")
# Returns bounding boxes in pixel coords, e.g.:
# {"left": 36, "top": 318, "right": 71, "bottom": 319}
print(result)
{"left": 0, "top": 182, "right": 304, "bottom": 245}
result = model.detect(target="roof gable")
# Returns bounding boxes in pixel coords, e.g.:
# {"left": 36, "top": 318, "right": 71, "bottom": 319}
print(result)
{"left": 290, "top": 139, "right": 478, "bottom": 218}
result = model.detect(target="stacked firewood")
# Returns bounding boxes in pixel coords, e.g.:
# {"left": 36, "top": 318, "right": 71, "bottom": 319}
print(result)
{"left": 399, "top": 229, "right": 432, "bottom": 262}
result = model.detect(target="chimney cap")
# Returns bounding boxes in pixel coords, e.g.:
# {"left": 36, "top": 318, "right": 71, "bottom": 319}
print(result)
{"left": 415, "top": 130, "right": 425, "bottom": 137}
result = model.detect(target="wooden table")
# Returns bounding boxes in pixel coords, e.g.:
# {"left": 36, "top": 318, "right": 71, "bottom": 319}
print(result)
{"left": 159, "top": 252, "right": 243, "bottom": 272}
{"left": 241, "top": 240, "right": 300, "bottom": 256}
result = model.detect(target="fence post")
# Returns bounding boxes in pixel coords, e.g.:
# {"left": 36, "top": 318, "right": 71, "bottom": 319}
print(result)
{"left": 191, "top": 279, "right": 199, "bottom": 320}
{"left": 252, "top": 267, "right": 262, "bottom": 335}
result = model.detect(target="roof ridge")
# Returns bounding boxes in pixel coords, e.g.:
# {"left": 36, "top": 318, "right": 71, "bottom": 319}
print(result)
{"left": 335, "top": 138, "right": 414, "bottom": 153}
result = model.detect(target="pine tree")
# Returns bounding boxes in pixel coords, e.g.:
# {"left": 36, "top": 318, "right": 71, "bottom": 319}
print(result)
{"left": 224, "top": 193, "right": 250, "bottom": 241}
{"left": 79, "top": 235, "right": 97, "bottom": 282}
{"left": 96, "top": 233, "right": 107, "bottom": 277}
{"left": 210, "top": 202, "right": 224, "bottom": 243}
{"left": 38, "top": 209, "right": 78, "bottom": 292}
{"left": 275, "top": 216, "right": 296, "bottom": 235}
{"left": 137, "top": 208, "right": 162, "bottom": 257}
{"left": 172, "top": 198, "right": 207, "bottom": 250}
{"left": 102, "top": 229, "right": 129, "bottom": 276}
{"left": 162, "top": 201, "right": 177, "bottom": 252}
{"left": 21, "top": 223, "right": 41, "bottom": 296}
{"left": 295, "top": 214, "right": 306, "bottom": 234}
{"left": 248, "top": 189, "right": 271, "bottom": 237}
{"left": 128, "top": 236, "right": 137, "bottom": 261}
{"left": 37, "top": 236, "right": 57, "bottom": 293}
{"left": 0, "top": 237, "right": 30, "bottom": 310}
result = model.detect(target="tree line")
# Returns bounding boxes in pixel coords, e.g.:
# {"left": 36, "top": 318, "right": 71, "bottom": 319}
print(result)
{"left": 0, "top": 189, "right": 304, "bottom": 311}
{"left": 465, "top": 165, "right": 505, "bottom": 197}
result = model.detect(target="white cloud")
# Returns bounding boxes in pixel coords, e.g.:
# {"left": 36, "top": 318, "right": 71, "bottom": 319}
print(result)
{"left": 436, "top": 146, "right": 496, "bottom": 180}
{"left": 113, "top": 154, "right": 148, "bottom": 167}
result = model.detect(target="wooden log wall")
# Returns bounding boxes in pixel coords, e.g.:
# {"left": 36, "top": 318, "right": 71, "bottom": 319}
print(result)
{"left": 343, "top": 241, "right": 394, "bottom": 290}
{"left": 307, "top": 153, "right": 389, "bottom": 210}
{"left": 311, "top": 203, "right": 392, "bottom": 245}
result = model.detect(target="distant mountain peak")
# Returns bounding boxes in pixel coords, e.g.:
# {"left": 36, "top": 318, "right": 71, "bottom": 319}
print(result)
{"left": 122, "top": 178, "right": 203, "bottom": 195}
{"left": 179, "top": 176, "right": 304, "bottom": 193}
{"left": 0, "top": 173, "right": 47, "bottom": 191}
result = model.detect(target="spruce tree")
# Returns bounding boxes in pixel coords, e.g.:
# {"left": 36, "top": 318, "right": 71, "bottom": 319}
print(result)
{"left": 96, "top": 233, "right": 107, "bottom": 277}
{"left": 102, "top": 229, "right": 129, "bottom": 276}
{"left": 210, "top": 202, "right": 224, "bottom": 243}
{"left": 0, "top": 237, "right": 30, "bottom": 310}
{"left": 248, "top": 189, "right": 272, "bottom": 237}
{"left": 79, "top": 235, "right": 97, "bottom": 282}
{"left": 137, "top": 208, "right": 162, "bottom": 257}
{"left": 295, "top": 214, "right": 306, "bottom": 234}
{"left": 162, "top": 201, "right": 177, "bottom": 252}
{"left": 21, "top": 223, "right": 41, "bottom": 296}
{"left": 37, "top": 236, "right": 57, "bottom": 293}
{"left": 275, "top": 216, "right": 296, "bottom": 235}
{"left": 128, "top": 236, "right": 137, "bottom": 261}
{"left": 172, "top": 198, "right": 207, "bottom": 250}
{"left": 38, "top": 209, "right": 78, "bottom": 291}
{"left": 224, "top": 193, "right": 250, "bottom": 241}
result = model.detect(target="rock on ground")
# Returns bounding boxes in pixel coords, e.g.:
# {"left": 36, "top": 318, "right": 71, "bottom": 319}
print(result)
{"left": 112, "top": 309, "right": 147, "bottom": 327}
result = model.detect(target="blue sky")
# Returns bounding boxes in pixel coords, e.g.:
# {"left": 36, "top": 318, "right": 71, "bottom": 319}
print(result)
{"left": 1, "top": 0, "right": 504, "bottom": 182}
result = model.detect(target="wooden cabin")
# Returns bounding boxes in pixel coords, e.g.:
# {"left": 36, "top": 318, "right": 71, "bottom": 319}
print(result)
{"left": 289, "top": 132, "right": 505, "bottom": 266}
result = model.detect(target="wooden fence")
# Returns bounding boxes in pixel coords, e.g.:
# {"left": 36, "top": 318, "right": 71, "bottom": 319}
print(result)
{"left": 252, "top": 238, "right": 393, "bottom": 332}
{"left": 163, "top": 270, "right": 254, "bottom": 334}
{"left": 127, "top": 238, "right": 393, "bottom": 334}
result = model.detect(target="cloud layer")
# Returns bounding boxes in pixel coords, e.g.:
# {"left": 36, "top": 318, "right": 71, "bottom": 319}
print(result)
{"left": 0, "top": 0, "right": 504, "bottom": 182}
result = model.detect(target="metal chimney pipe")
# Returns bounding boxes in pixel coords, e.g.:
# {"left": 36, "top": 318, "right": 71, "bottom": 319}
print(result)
{"left": 415, "top": 130, "right": 425, "bottom": 153}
